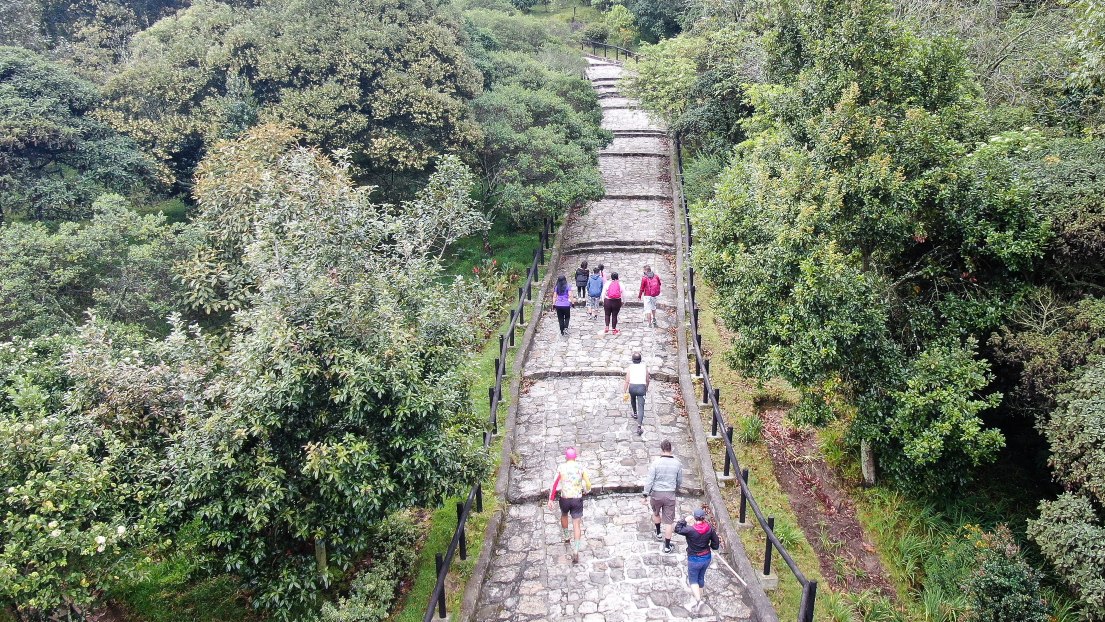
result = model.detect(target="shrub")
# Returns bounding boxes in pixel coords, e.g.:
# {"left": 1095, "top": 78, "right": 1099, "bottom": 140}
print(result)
{"left": 736, "top": 415, "right": 763, "bottom": 444}
{"left": 317, "top": 514, "right": 421, "bottom": 622}
{"left": 961, "top": 526, "right": 1050, "bottom": 622}
{"left": 582, "top": 21, "right": 608, "bottom": 42}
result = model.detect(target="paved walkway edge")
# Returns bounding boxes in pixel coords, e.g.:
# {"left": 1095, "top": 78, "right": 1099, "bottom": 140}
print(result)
{"left": 669, "top": 144, "right": 781, "bottom": 622}
{"left": 458, "top": 218, "right": 571, "bottom": 622}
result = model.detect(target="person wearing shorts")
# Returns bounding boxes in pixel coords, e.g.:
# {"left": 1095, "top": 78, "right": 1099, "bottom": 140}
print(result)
{"left": 638, "top": 265, "right": 662, "bottom": 328}
{"left": 642, "top": 439, "right": 683, "bottom": 553}
{"left": 548, "top": 447, "right": 592, "bottom": 563}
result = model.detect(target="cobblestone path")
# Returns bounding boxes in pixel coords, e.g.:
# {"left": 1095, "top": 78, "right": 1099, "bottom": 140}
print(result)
{"left": 474, "top": 58, "right": 754, "bottom": 622}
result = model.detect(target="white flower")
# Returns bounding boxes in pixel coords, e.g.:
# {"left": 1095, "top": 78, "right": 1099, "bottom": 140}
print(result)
{"left": 48, "top": 521, "right": 58, "bottom": 529}
{"left": 50, "top": 529, "right": 62, "bottom": 538}
{"left": 116, "top": 525, "right": 126, "bottom": 536}
{"left": 95, "top": 535, "right": 106, "bottom": 545}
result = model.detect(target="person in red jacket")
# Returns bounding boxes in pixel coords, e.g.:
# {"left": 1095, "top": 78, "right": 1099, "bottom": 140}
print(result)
{"left": 638, "top": 265, "right": 661, "bottom": 328}
{"left": 675, "top": 507, "right": 720, "bottom": 609}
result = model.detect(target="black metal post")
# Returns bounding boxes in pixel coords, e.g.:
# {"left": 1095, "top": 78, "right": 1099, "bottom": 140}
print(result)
{"left": 763, "top": 517, "right": 775, "bottom": 576}
{"left": 519, "top": 300, "right": 525, "bottom": 325}
{"left": 457, "top": 502, "right": 467, "bottom": 560}
{"left": 799, "top": 580, "right": 818, "bottom": 622}
{"left": 714, "top": 388, "right": 720, "bottom": 407}
{"left": 518, "top": 286, "right": 524, "bottom": 304}
{"left": 701, "top": 361, "right": 710, "bottom": 403}
{"left": 538, "top": 239, "right": 545, "bottom": 265}
{"left": 476, "top": 484, "right": 483, "bottom": 513}
{"left": 694, "top": 353, "right": 701, "bottom": 377}
{"left": 696, "top": 334, "right": 702, "bottom": 355}
{"left": 687, "top": 220, "right": 692, "bottom": 242}
{"left": 739, "top": 469, "right": 749, "bottom": 523}
{"left": 499, "top": 334, "right": 505, "bottom": 358}
{"left": 526, "top": 280, "right": 532, "bottom": 301}
{"left": 690, "top": 285, "right": 697, "bottom": 302}
{"left": 711, "top": 409, "right": 719, "bottom": 437}
{"left": 692, "top": 306, "right": 700, "bottom": 332}
{"left": 723, "top": 425, "right": 733, "bottom": 477}
{"left": 689, "top": 267, "right": 695, "bottom": 291}
{"left": 508, "top": 310, "right": 516, "bottom": 346}
{"left": 434, "top": 554, "right": 446, "bottom": 618}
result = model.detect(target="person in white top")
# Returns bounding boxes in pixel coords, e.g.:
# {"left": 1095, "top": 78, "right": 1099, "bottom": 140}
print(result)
{"left": 623, "top": 351, "right": 650, "bottom": 436}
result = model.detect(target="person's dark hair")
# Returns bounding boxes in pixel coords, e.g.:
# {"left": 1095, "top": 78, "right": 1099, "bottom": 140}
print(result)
{"left": 597, "top": 263, "right": 604, "bottom": 272}
{"left": 581, "top": 260, "right": 588, "bottom": 270}
{"left": 556, "top": 275, "right": 568, "bottom": 294}
{"left": 632, "top": 352, "right": 642, "bottom": 363}
{"left": 611, "top": 272, "right": 619, "bottom": 280}
{"left": 660, "top": 439, "right": 672, "bottom": 452}
{"left": 592, "top": 267, "right": 600, "bottom": 274}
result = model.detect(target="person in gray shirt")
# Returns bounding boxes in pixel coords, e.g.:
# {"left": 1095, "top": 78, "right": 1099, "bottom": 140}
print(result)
{"left": 642, "top": 439, "right": 683, "bottom": 553}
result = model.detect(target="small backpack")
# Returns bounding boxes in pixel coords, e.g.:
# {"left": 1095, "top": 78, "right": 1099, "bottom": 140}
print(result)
{"left": 607, "top": 280, "right": 622, "bottom": 298}
{"left": 587, "top": 274, "right": 604, "bottom": 297}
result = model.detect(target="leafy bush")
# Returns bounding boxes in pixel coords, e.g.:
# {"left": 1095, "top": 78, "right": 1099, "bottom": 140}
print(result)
{"left": 317, "top": 515, "right": 420, "bottom": 622}
{"left": 1030, "top": 494, "right": 1105, "bottom": 619}
{"left": 961, "top": 526, "right": 1050, "bottom": 622}
{"left": 736, "top": 415, "right": 763, "bottom": 444}
{"left": 582, "top": 21, "right": 608, "bottom": 42}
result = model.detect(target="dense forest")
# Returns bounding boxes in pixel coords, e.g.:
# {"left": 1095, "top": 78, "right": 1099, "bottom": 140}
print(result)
{"left": 0, "top": 0, "right": 609, "bottom": 619}
{"left": 623, "top": 0, "right": 1105, "bottom": 620}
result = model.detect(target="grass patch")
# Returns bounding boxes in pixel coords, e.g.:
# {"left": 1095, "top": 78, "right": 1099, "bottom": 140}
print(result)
{"left": 107, "top": 527, "right": 257, "bottom": 622}
{"left": 691, "top": 282, "right": 843, "bottom": 621}
{"left": 442, "top": 221, "right": 542, "bottom": 280}
{"left": 133, "top": 196, "right": 189, "bottom": 224}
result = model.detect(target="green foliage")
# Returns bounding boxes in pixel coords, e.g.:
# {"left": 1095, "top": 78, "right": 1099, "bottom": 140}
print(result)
{"left": 104, "top": 0, "right": 483, "bottom": 187}
{"left": 0, "top": 46, "right": 159, "bottom": 222}
{"left": 472, "top": 83, "right": 607, "bottom": 225}
{"left": 883, "top": 341, "right": 1004, "bottom": 490}
{"left": 582, "top": 21, "right": 609, "bottom": 42}
{"left": 166, "top": 126, "right": 493, "bottom": 616}
{"left": 1030, "top": 494, "right": 1105, "bottom": 620}
{"left": 0, "top": 195, "right": 193, "bottom": 339}
{"left": 736, "top": 414, "right": 763, "bottom": 444}
{"left": 603, "top": 5, "right": 638, "bottom": 47}
{"left": 316, "top": 515, "right": 420, "bottom": 622}
{"left": 961, "top": 526, "right": 1050, "bottom": 622}
{"left": 0, "top": 334, "right": 148, "bottom": 618}
{"left": 1028, "top": 360, "right": 1105, "bottom": 619}
{"left": 623, "top": 0, "right": 684, "bottom": 41}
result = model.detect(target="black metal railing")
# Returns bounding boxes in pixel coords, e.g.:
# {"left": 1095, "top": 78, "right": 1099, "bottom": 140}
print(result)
{"left": 422, "top": 217, "right": 556, "bottom": 622}
{"left": 580, "top": 39, "right": 639, "bottom": 61}
{"left": 674, "top": 134, "right": 818, "bottom": 622}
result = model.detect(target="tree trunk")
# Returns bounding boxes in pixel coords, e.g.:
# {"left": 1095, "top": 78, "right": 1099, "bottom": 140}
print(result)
{"left": 314, "top": 538, "right": 329, "bottom": 588}
{"left": 860, "top": 440, "right": 877, "bottom": 487}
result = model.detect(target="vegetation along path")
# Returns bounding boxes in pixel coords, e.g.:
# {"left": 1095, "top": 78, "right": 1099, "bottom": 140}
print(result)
{"left": 471, "top": 57, "right": 758, "bottom": 622}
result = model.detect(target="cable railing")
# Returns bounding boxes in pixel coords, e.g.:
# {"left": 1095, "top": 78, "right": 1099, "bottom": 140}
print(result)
{"left": 579, "top": 39, "right": 639, "bottom": 61}
{"left": 422, "top": 217, "right": 556, "bottom": 622}
{"left": 674, "top": 134, "right": 818, "bottom": 622}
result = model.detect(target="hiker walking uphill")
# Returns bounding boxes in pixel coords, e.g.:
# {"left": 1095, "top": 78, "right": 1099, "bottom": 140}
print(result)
{"left": 677, "top": 508, "right": 721, "bottom": 611}
{"left": 624, "top": 351, "right": 650, "bottom": 436}
{"left": 639, "top": 264, "right": 662, "bottom": 328}
{"left": 643, "top": 439, "right": 683, "bottom": 554}
{"left": 547, "top": 447, "right": 592, "bottom": 563}
{"left": 602, "top": 272, "right": 623, "bottom": 334}
{"left": 553, "top": 275, "right": 573, "bottom": 335}
{"left": 574, "top": 261, "right": 590, "bottom": 301}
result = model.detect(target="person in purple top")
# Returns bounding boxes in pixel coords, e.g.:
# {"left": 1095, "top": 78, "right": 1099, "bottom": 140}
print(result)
{"left": 553, "top": 275, "right": 574, "bottom": 335}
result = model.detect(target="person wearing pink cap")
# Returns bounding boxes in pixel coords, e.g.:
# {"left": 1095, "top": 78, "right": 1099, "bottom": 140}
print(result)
{"left": 547, "top": 447, "right": 593, "bottom": 563}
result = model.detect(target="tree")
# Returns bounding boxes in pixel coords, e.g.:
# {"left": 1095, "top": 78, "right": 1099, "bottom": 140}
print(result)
{"left": 624, "top": 0, "right": 685, "bottom": 41}
{"left": 104, "top": 0, "right": 484, "bottom": 190}
{"left": 604, "top": 5, "right": 639, "bottom": 47}
{"left": 168, "top": 126, "right": 493, "bottom": 615}
{"left": 0, "top": 47, "right": 158, "bottom": 222}
{"left": 0, "top": 195, "right": 192, "bottom": 340}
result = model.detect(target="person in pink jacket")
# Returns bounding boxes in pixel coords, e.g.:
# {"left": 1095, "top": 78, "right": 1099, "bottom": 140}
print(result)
{"left": 638, "top": 265, "right": 661, "bottom": 328}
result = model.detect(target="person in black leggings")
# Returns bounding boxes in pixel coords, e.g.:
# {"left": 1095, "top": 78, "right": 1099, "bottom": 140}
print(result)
{"left": 553, "top": 275, "right": 572, "bottom": 335}
{"left": 603, "top": 272, "right": 623, "bottom": 335}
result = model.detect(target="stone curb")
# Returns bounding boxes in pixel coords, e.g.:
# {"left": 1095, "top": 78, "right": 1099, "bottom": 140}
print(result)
{"left": 669, "top": 138, "right": 781, "bottom": 622}
{"left": 457, "top": 217, "right": 570, "bottom": 622}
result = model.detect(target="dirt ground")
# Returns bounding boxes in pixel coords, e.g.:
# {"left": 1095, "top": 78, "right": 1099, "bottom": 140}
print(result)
{"left": 758, "top": 407, "right": 896, "bottom": 597}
